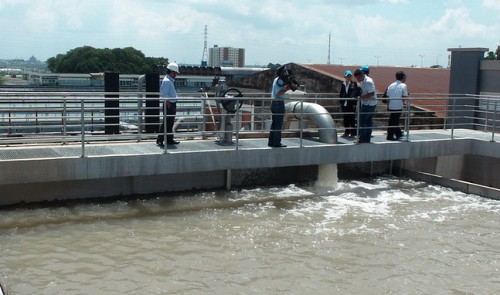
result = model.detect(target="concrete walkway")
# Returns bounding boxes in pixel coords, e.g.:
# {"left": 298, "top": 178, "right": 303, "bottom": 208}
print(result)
{"left": 0, "top": 129, "right": 498, "bottom": 205}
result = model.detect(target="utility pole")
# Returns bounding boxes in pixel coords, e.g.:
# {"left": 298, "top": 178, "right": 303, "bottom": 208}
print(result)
{"left": 327, "top": 32, "right": 331, "bottom": 65}
{"left": 436, "top": 54, "right": 442, "bottom": 67}
{"left": 374, "top": 56, "right": 381, "bottom": 66}
{"left": 201, "top": 25, "right": 208, "bottom": 67}
{"left": 419, "top": 54, "right": 425, "bottom": 68}
{"left": 338, "top": 57, "right": 344, "bottom": 65}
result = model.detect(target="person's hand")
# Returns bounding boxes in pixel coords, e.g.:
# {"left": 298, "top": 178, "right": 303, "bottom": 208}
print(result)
{"left": 166, "top": 101, "right": 172, "bottom": 108}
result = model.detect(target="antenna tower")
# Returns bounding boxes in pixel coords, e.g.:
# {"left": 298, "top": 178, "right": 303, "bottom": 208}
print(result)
{"left": 327, "top": 32, "right": 331, "bottom": 65}
{"left": 201, "top": 25, "right": 208, "bottom": 66}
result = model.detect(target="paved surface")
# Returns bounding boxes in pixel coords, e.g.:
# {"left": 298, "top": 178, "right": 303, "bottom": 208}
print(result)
{"left": 0, "top": 129, "right": 496, "bottom": 161}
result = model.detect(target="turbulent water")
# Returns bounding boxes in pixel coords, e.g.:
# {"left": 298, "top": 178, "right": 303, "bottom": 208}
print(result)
{"left": 1, "top": 177, "right": 499, "bottom": 294}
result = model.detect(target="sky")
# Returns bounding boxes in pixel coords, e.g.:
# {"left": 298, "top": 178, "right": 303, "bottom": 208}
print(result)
{"left": 0, "top": 0, "right": 499, "bottom": 67}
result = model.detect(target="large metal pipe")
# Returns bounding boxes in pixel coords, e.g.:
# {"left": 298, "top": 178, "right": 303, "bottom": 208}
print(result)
{"left": 285, "top": 101, "right": 337, "bottom": 144}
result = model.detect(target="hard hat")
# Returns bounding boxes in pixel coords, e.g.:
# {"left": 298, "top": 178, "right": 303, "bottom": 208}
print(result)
{"left": 360, "top": 65, "right": 369, "bottom": 74}
{"left": 344, "top": 70, "right": 352, "bottom": 77}
{"left": 167, "top": 62, "right": 180, "bottom": 74}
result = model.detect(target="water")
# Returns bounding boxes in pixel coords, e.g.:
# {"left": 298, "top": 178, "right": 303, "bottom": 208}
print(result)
{"left": 1, "top": 177, "right": 499, "bottom": 294}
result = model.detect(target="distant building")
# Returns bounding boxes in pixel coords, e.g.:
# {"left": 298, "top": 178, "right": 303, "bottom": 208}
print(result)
{"left": 209, "top": 45, "right": 245, "bottom": 67}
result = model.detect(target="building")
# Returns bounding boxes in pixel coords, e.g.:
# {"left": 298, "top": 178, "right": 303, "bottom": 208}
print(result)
{"left": 209, "top": 45, "right": 245, "bottom": 67}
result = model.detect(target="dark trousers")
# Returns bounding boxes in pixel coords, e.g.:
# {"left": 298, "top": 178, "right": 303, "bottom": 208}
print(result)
{"left": 341, "top": 105, "right": 357, "bottom": 136}
{"left": 157, "top": 102, "right": 177, "bottom": 143}
{"left": 387, "top": 110, "right": 402, "bottom": 139}
{"left": 268, "top": 101, "right": 285, "bottom": 147}
{"left": 359, "top": 104, "right": 376, "bottom": 142}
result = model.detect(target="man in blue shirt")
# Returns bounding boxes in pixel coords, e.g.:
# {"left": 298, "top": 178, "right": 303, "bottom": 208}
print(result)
{"left": 157, "top": 62, "right": 180, "bottom": 146}
{"left": 268, "top": 73, "right": 292, "bottom": 148}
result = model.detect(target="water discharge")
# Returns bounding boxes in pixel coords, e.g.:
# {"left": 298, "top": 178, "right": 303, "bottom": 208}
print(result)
{"left": 315, "top": 164, "right": 339, "bottom": 191}
{"left": 0, "top": 177, "right": 499, "bottom": 294}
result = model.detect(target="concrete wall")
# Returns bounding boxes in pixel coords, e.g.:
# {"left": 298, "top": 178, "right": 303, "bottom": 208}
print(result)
{"left": 0, "top": 165, "right": 318, "bottom": 205}
{"left": 401, "top": 154, "right": 500, "bottom": 192}
{"left": 1, "top": 132, "right": 498, "bottom": 205}
{"left": 480, "top": 60, "right": 500, "bottom": 93}
{"left": 447, "top": 47, "right": 489, "bottom": 129}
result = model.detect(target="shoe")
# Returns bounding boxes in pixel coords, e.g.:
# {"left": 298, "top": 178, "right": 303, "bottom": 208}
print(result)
{"left": 341, "top": 133, "right": 349, "bottom": 138}
{"left": 355, "top": 139, "right": 369, "bottom": 144}
{"left": 156, "top": 140, "right": 164, "bottom": 147}
{"left": 272, "top": 144, "right": 287, "bottom": 148}
{"left": 166, "top": 140, "right": 180, "bottom": 145}
{"left": 387, "top": 137, "right": 397, "bottom": 141}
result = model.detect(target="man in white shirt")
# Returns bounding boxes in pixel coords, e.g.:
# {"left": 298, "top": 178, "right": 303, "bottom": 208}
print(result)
{"left": 385, "top": 71, "right": 408, "bottom": 140}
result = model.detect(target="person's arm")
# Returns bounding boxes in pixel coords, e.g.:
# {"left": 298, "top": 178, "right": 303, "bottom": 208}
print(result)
{"left": 359, "top": 80, "right": 375, "bottom": 99}
{"left": 276, "top": 84, "right": 291, "bottom": 97}
{"left": 359, "top": 92, "right": 375, "bottom": 99}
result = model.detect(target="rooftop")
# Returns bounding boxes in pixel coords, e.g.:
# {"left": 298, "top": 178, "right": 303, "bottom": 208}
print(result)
{"left": 303, "top": 64, "right": 450, "bottom": 95}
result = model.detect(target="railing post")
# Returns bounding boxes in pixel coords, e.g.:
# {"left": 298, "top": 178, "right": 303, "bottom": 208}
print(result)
{"left": 163, "top": 98, "right": 167, "bottom": 154}
{"left": 451, "top": 96, "right": 456, "bottom": 140}
{"left": 299, "top": 99, "right": 304, "bottom": 147}
{"left": 62, "top": 98, "right": 68, "bottom": 145}
{"left": 201, "top": 92, "right": 207, "bottom": 134}
{"left": 492, "top": 99, "right": 497, "bottom": 142}
{"left": 404, "top": 97, "right": 411, "bottom": 141}
{"left": 235, "top": 98, "right": 240, "bottom": 151}
{"left": 80, "top": 99, "right": 86, "bottom": 158}
{"left": 356, "top": 99, "right": 361, "bottom": 139}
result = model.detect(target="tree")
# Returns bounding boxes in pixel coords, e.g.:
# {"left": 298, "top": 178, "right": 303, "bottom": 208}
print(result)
{"left": 47, "top": 46, "right": 169, "bottom": 74}
{"left": 485, "top": 46, "right": 500, "bottom": 60}
{"left": 485, "top": 51, "right": 496, "bottom": 60}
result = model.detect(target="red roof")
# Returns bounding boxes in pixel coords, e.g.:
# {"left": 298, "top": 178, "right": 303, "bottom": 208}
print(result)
{"left": 303, "top": 64, "right": 450, "bottom": 94}
{"left": 303, "top": 64, "right": 450, "bottom": 116}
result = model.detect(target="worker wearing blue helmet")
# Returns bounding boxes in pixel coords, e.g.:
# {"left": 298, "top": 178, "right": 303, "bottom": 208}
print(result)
{"left": 339, "top": 70, "right": 359, "bottom": 137}
{"left": 360, "top": 65, "right": 370, "bottom": 75}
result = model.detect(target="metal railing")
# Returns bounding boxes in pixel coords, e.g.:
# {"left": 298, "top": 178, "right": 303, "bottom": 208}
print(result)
{"left": 0, "top": 91, "right": 498, "bottom": 155}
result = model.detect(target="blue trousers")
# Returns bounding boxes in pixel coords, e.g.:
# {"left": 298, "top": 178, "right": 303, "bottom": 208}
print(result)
{"left": 268, "top": 101, "right": 285, "bottom": 146}
{"left": 359, "top": 104, "right": 376, "bottom": 142}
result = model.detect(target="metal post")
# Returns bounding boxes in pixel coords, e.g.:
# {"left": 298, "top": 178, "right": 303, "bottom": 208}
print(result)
{"left": 299, "top": 99, "right": 304, "bottom": 147}
{"left": 451, "top": 96, "right": 456, "bottom": 140}
{"left": 163, "top": 99, "right": 167, "bottom": 154}
{"left": 202, "top": 92, "right": 207, "bottom": 133}
{"left": 62, "top": 98, "right": 67, "bottom": 145}
{"left": 356, "top": 99, "right": 361, "bottom": 140}
{"left": 492, "top": 99, "right": 497, "bottom": 142}
{"left": 404, "top": 97, "right": 411, "bottom": 141}
{"left": 235, "top": 98, "right": 240, "bottom": 150}
{"left": 80, "top": 99, "right": 86, "bottom": 157}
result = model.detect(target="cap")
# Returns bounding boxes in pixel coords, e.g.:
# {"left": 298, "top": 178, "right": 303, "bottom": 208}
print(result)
{"left": 360, "top": 65, "right": 370, "bottom": 74}
{"left": 344, "top": 70, "right": 352, "bottom": 77}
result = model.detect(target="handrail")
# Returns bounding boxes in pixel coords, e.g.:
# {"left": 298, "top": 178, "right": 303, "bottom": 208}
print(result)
{"left": 0, "top": 91, "right": 498, "bottom": 157}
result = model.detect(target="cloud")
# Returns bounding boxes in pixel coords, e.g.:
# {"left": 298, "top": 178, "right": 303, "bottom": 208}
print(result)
{"left": 0, "top": 0, "right": 27, "bottom": 9}
{"left": 24, "top": 2, "right": 57, "bottom": 32}
{"left": 483, "top": 0, "right": 500, "bottom": 10}
{"left": 382, "top": 0, "right": 408, "bottom": 3}
{"left": 427, "top": 7, "right": 488, "bottom": 38}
